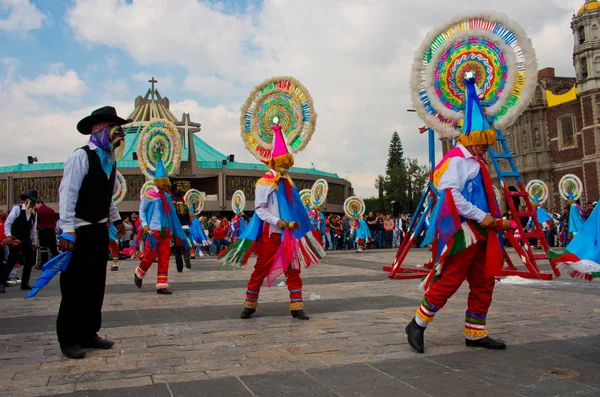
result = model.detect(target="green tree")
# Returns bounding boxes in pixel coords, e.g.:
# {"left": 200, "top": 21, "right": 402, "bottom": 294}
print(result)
{"left": 363, "top": 197, "right": 380, "bottom": 214}
{"left": 375, "top": 175, "right": 386, "bottom": 212}
{"left": 386, "top": 131, "right": 405, "bottom": 175}
{"left": 405, "top": 158, "right": 429, "bottom": 213}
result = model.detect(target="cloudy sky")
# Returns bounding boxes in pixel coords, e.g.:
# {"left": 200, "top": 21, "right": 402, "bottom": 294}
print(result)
{"left": 0, "top": 0, "right": 585, "bottom": 196}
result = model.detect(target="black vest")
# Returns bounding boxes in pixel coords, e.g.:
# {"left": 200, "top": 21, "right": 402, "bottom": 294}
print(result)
{"left": 175, "top": 202, "right": 190, "bottom": 227}
{"left": 74, "top": 146, "right": 116, "bottom": 223}
{"left": 11, "top": 206, "right": 35, "bottom": 242}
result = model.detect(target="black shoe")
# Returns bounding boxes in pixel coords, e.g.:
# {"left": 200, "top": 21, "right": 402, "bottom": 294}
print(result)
{"left": 134, "top": 275, "right": 142, "bottom": 289}
{"left": 20, "top": 284, "right": 32, "bottom": 291}
{"left": 240, "top": 308, "right": 255, "bottom": 319}
{"left": 61, "top": 345, "right": 86, "bottom": 359}
{"left": 291, "top": 310, "right": 310, "bottom": 320}
{"left": 110, "top": 265, "right": 119, "bottom": 271}
{"left": 466, "top": 336, "right": 507, "bottom": 350}
{"left": 157, "top": 288, "right": 172, "bottom": 295}
{"left": 81, "top": 335, "right": 114, "bottom": 350}
{"left": 0, "top": 284, "right": 5, "bottom": 293}
{"left": 405, "top": 318, "right": 426, "bottom": 353}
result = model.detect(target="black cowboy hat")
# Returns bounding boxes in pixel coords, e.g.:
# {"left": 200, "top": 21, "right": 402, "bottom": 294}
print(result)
{"left": 19, "top": 190, "right": 38, "bottom": 202}
{"left": 77, "top": 106, "right": 132, "bottom": 135}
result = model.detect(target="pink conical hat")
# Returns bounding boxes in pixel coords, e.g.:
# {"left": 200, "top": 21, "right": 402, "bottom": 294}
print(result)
{"left": 271, "top": 122, "right": 290, "bottom": 158}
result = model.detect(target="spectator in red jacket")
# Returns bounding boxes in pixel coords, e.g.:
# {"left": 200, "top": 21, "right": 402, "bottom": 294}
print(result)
{"left": 35, "top": 200, "right": 59, "bottom": 267}
{"left": 211, "top": 222, "right": 231, "bottom": 255}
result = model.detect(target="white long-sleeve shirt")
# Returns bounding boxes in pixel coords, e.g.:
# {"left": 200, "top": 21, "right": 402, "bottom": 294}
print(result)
{"left": 255, "top": 171, "right": 282, "bottom": 235}
{"left": 59, "top": 142, "right": 121, "bottom": 233}
{"left": 4, "top": 204, "right": 37, "bottom": 242}
{"left": 437, "top": 144, "right": 487, "bottom": 223}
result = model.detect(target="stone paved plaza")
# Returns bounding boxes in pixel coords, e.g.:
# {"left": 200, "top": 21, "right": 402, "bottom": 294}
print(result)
{"left": 0, "top": 248, "right": 599, "bottom": 397}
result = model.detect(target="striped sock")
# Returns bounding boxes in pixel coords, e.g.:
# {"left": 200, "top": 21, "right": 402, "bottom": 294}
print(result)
{"left": 464, "top": 311, "right": 488, "bottom": 340}
{"left": 415, "top": 298, "right": 439, "bottom": 327}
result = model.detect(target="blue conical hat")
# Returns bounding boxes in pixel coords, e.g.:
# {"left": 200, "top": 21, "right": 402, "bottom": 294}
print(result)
{"left": 457, "top": 71, "right": 496, "bottom": 147}
{"left": 154, "top": 156, "right": 170, "bottom": 185}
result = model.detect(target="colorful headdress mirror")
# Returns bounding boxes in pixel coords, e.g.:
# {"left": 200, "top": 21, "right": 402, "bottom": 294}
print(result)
{"left": 559, "top": 174, "right": 583, "bottom": 202}
{"left": 231, "top": 190, "right": 246, "bottom": 215}
{"left": 184, "top": 189, "right": 205, "bottom": 216}
{"left": 311, "top": 179, "right": 328, "bottom": 209}
{"left": 137, "top": 119, "right": 182, "bottom": 180}
{"left": 112, "top": 171, "right": 127, "bottom": 204}
{"left": 411, "top": 12, "right": 538, "bottom": 138}
{"left": 344, "top": 196, "right": 365, "bottom": 221}
{"left": 240, "top": 76, "right": 317, "bottom": 163}
{"left": 526, "top": 180, "right": 549, "bottom": 205}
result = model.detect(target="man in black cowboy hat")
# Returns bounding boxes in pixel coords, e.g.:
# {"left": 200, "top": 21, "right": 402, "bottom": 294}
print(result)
{"left": 1, "top": 189, "right": 38, "bottom": 293}
{"left": 56, "top": 106, "right": 130, "bottom": 359}
{"left": 173, "top": 190, "right": 192, "bottom": 272}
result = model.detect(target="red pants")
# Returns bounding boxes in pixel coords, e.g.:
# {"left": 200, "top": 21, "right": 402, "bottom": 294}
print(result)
{"left": 109, "top": 241, "right": 119, "bottom": 260}
{"left": 244, "top": 232, "right": 304, "bottom": 311}
{"left": 135, "top": 231, "right": 171, "bottom": 289}
{"left": 416, "top": 241, "right": 495, "bottom": 340}
{"left": 312, "top": 230, "right": 323, "bottom": 247}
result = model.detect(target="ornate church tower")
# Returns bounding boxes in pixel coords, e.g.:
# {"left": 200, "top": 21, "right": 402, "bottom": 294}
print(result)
{"left": 572, "top": 0, "right": 600, "bottom": 93}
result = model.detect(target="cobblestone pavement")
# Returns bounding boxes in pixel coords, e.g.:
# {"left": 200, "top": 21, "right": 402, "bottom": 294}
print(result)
{"left": 0, "top": 248, "right": 599, "bottom": 396}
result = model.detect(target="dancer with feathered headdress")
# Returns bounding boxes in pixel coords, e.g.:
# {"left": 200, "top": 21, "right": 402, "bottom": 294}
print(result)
{"left": 405, "top": 13, "right": 538, "bottom": 354}
{"left": 220, "top": 76, "right": 325, "bottom": 320}
{"left": 133, "top": 121, "right": 191, "bottom": 295}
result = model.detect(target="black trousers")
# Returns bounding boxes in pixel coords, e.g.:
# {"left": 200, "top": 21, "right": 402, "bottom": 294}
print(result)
{"left": 175, "top": 230, "right": 191, "bottom": 272}
{"left": 38, "top": 228, "right": 59, "bottom": 266}
{"left": 3, "top": 242, "right": 34, "bottom": 286}
{"left": 56, "top": 223, "right": 108, "bottom": 348}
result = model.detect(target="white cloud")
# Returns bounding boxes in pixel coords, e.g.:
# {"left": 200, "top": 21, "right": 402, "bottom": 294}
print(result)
{"left": 106, "top": 54, "right": 117, "bottom": 70}
{"left": 54, "top": 0, "right": 588, "bottom": 197}
{"left": 132, "top": 72, "right": 175, "bottom": 90}
{"left": 103, "top": 78, "right": 129, "bottom": 96}
{"left": 182, "top": 75, "right": 245, "bottom": 98}
{"left": 0, "top": 0, "right": 48, "bottom": 34}
{"left": 12, "top": 67, "right": 87, "bottom": 97}
{"left": 0, "top": 60, "right": 126, "bottom": 166}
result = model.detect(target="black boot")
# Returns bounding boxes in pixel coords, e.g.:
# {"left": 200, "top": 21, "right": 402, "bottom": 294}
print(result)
{"left": 405, "top": 318, "right": 426, "bottom": 353}
{"left": 0, "top": 284, "right": 5, "bottom": 293}
{"left": 157, "top": 288, "right": 172, "bottom": 295}
{"left": 240, "top": 308, "right": 255, "bottom": 319}
{"left": 291, "top": 310, "right": 310, "bottom": 320}
{"left": 134, "top": 274, "right": 142, "bottom": 289}
{"left": 81, "top": 335, "right": 114, "bottom": 350}
{"left": 61, "top": 345, "right": 86, "bottom": 359}
{"left": 20, "top": 284, "right": 32, "bottom": 291}
{"left": 466, "top": 336, "right": 506, "bottom": 350}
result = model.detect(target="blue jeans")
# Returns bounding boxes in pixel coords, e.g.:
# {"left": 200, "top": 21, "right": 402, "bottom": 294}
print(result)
{"left": 378, "top": 231, "right": 384, "bottom": 248}
{"left": 210, "top": 240, "right": 231, "bottom": 255}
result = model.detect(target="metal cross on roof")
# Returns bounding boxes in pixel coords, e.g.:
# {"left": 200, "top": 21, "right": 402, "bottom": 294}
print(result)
{"left": 148, "top": 77, "right": 158, "bottom": 100}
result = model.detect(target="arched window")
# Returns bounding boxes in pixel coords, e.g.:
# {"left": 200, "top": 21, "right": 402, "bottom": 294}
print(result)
{"left": 522, "top": 130, "right": 528, "bottom": 150}
{"left": 594, "top": 57, "right": 600, "bottom": 76}
{"left": 581, "top": 57, "right": 589, "bottom": 79}
{"left": 579, "top": 25, "right": 586, "bottom": 44}
{"left": 593, "top": 24, "right": 599, "bottom": 39}
{"left": 559, "top": 115, "right": 576, "bottom": 149}
{"left": 534, "top": 128, "right": 541, "bottom": 146}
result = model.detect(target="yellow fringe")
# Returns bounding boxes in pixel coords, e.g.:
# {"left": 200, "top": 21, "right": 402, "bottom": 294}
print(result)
{"left": 432, "top": 158, "right": 450, "bottom": 188}
{"left": 416, "top": 308, "right": 434, "bottom": 323}
{"left": 256, "top": 178, "right": 278, "bottom": 190}
{"left": 289, "top": 301, "right": 304, "bottom": 311}
{"left": 154, "top": 176, "right": 171, "bottom": 186}
{"left": 463, "top": 327, "right": 488, "bottom": 339}
{"left": 456, "top": 129, "right": 497, "bottom": 147}
{"left": 244, "top": 301, "right": 259, "bottom": 309}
